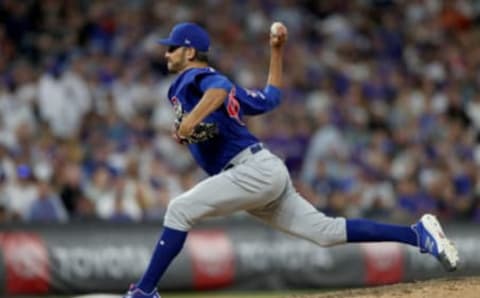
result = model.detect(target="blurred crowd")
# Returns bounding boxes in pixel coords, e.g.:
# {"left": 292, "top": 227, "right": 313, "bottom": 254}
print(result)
{"left": 1, "top": 0, "right": 480, "bottom": 224}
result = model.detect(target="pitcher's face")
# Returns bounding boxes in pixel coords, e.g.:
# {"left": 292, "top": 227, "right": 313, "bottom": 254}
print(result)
{"left": 165, "top": 46, "right": 188, "bottom": 73}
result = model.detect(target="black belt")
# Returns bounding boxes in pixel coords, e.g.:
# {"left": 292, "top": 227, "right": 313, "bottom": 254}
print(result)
{"left": 249, "top": 143, "right": 263, "bottom": 154}
{"left": 223, "top": 143, "right": 264, "bottom": 171}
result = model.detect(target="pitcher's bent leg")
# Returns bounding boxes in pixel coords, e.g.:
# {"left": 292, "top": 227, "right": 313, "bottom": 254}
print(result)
{"left": 164, "top": 167, "right": 280, "bottom": 231}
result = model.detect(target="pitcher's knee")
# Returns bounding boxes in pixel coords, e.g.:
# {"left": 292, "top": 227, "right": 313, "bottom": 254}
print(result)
{"left": 309, "top": 217, "right": 348, "bottom": 247}
{"left": 164, "top": 198, "right": 197, "bottom": 231}
{"left": 314, "top": 235, "right": 346, "bottom": 247}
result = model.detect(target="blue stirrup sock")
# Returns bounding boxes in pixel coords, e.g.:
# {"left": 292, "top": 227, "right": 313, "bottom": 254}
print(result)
{"left": 346, "top": 219, "right": 418, "bottom": 246}
{"left": 136, "top": 226, "right": 188, "bottom": 293}
{"left": 136, "top": 220, "right": 417, "bottom": 293}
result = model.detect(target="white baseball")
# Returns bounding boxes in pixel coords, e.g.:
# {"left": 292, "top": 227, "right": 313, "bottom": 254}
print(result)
{"left": 270, "top": 22, "right": 285, "bottom": 36}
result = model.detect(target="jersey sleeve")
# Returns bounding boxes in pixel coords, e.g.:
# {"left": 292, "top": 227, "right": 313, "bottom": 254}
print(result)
{"left": 233, "top": 84, "right": 282, "bottom": 115}
{"left": 197, "top": 70, "right": 282, "bottom": 116}
{"left": 198, "top": 73, "right": 233, "bottom": 93}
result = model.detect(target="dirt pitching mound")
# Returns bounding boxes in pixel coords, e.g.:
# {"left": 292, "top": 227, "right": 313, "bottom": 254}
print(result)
{"left": 291, "top": 276, "right": 480, "bottom": 298}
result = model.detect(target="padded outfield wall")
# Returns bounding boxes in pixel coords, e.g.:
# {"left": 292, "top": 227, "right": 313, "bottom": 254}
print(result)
{"left": 0, "top": 218, "right": 479, "bottom": 296}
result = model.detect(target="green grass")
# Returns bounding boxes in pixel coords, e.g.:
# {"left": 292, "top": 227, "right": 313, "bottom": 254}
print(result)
{"left": 34, "top": 296, "right": 284, "bottom": 298}
{"left": 37, "top": 290, "right": 319, "bottom": 298}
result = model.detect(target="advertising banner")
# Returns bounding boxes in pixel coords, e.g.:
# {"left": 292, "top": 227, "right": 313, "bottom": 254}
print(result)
{"left": 0, "top": 220, "right": 478, "bottom": 296}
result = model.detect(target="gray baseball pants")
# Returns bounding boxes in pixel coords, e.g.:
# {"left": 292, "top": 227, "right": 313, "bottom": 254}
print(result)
{"left": 164, "top": 145, "right": 347, "bottom": 247}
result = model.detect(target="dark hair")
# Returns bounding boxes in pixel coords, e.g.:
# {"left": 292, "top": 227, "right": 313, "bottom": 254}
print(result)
{"left": 194, "top": 50, "right": 209, "bottom": 63}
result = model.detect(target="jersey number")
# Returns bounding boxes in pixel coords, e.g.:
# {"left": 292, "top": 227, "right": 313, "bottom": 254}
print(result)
{"left": 227, "top": 87, "right": 245, "bottom": 126}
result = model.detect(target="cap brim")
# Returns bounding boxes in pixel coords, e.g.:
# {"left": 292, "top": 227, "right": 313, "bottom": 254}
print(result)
{"left": 158, "top": 38, "right": 182, "bottom": 46}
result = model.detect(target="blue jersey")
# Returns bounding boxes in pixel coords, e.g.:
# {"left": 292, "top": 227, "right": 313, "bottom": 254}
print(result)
{"left": 167, "top": 67, "right": 282, "bottom": 175}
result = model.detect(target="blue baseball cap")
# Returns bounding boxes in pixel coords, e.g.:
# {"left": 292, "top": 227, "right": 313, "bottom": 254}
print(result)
{"left": 158, "top": 22, "right": 210, "bottom": 52}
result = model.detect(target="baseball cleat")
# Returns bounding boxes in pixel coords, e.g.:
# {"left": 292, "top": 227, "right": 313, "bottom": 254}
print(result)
{"left": 123, "top": 284, "right": 161, "bottom": 298}
{"left": 412, "top": 214, "right": 459, "bottom": 272}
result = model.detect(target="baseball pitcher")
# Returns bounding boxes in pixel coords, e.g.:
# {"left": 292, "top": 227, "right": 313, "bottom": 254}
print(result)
{"left": 124, "top": 22, "right": 459, "bottom": 298}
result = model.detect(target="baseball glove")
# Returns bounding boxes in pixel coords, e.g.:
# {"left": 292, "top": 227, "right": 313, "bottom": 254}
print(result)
{"left": 173, "top": 105, "right": 218, "bottom": 144}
